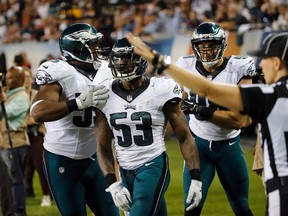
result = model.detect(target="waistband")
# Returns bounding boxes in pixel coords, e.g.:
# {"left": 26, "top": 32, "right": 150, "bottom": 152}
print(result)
{"left": 266, "top": 176, "right": 288, "bottom": 193}
{"left": 194, "top": 134, "right": 240, "bottom": 144}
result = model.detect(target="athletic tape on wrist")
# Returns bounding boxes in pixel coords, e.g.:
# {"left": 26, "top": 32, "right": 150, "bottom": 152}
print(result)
{"left": 105, "top": 173, "right": 117, "bottom": 187}
{"left": 66, "top": 99, "right": 78, "bottom": 112}
{"left": 189, "top": 169, "right": 201, "bottom": 181}
{"left": 151, "top": 49, "right": 160, "bottom": 67}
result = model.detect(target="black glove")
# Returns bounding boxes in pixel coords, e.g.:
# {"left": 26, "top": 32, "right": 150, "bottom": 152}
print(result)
{"left": 181, "top": 99, "right": 215, "bottom": 121}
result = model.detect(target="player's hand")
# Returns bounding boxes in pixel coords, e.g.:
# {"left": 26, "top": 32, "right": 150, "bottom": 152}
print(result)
{"left": 181, "top": 99, "right": 197, "bottom": 115}
{"left": 186, "top": 180, "right": 202, "bottom": 211}
{"left": 75, "top": 85, "right": 109, "bottom": 109}
{"left": 106, "top": 181, "right": 132, "bottom": 211}
{"left": 90, "top": 85, "right": 109, "bottom": 109}
{"left": 181, "top": 99, "right": 215, "bottom": 121}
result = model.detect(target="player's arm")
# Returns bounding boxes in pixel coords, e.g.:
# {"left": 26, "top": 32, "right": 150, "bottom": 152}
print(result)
{"left": 181, "top": 77, "right": 252, "bottom": 129}
{"left": 164, "top": 101, "right": 202, "bottom": 210}
{"left": 31, "top": 82, "right": 109, "bottom": 122}
{"left": 210, "top": 110, "right": 252, "bottom": 129}
{"left": 164, "top": 101, "right": 199, "bottom": 171}
{"left": 210, "top": 77, "right": 253, "bottom": 128}
{"left": 94, "top": 109, "right": 115, "bottom": 177}
{"left": 30, "top": 83, "right": 71, "bottom": 122}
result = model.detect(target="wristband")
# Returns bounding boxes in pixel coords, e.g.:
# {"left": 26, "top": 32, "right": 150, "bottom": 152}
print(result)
{"left": 66, "top": 99, "right": 78, "bottom": 112}
{"left": 189, "top": 169, "right": 201, "bottom": 181}
{"left": 105, "top": 173, "right": 117, "bottom": 187}
{"left": 152, "top": 52, "right": 160, "bottom": 67}
{"left": 198, "top": 106, "right": 215, "bottom": 120}
{"left": 158, "top": 55, "right": 171, "bottom": 74}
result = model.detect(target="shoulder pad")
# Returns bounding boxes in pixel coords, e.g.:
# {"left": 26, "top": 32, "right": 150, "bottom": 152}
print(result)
{"left": 152, "top": 77, "right": 182, "bottom": 98}
{"left": 36, "top": 59, "right": 72, "bottom": 85}
{"left": 183, "top": 54, "right": 195, "bottom": 59}
{"left": 230, "top": 55, "right": 257, "bottom": 76}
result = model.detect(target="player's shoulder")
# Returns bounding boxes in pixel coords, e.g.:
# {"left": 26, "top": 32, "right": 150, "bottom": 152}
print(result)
{"left": 36, "top": 59, "right": 74, "bottom": 84}
{"left": 93, "top": 60, "right": 113, "bottom": 84}
{"left": 229, "top": 55, "right": 254, "bottom": 66}
{"left": 175, "top": 54, "right": 196, "bottom": 65}
{"left": 38, "top": 59, "right": 69, "bottom": 70}
{"left": 228, "top": 55, "right": 256, "bottom": 76}
{"left": 150, "top": 76, "right": 182, "bottom": 97}
{"left": 98, "top": 60, "right": 110, "bottom": 72}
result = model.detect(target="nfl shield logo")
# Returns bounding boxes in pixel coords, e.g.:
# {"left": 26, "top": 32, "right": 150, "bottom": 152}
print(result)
{"left": 207, "top": 75, "right": 212, "bottom": 81}
{"left": 127, "top": 95, "right": 133, "bottom": 102}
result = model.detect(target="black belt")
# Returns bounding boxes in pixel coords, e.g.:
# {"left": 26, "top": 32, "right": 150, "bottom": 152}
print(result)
{"left": 266, "top": 176, "right": 288, "bottom": 193}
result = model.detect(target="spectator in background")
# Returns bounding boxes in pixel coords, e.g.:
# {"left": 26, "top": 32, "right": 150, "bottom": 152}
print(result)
{"left": 219, "top": 2, "right": 249, "bottom": 31}
{"left": 14, "top": 52, "right": 31, "bottom": 69}
{"left": 260, "top": 0, "right": 279, "bottom": 24}
{"left": 0, "top": 15, "right": 7, "bottom": 41}
{"left": 186, "top": 10, "right": 202, "bottom": 30}
{"left": 0, "top": 152, "right": 14, "bottom": 216}
{"left": 214, "top": 2, "right": 227, "bottom": 23}
{"left": 41, "top": 16, "right": 61, "bottom": 42}
{"left": 0, "top": 66, "right": 30, "bottom": 216}
{"left": 191, "top": 0, "right": 212, "bottom": 21}
{"left": 24, "top": 67, "right": 51, "bottom": 207}
{"left": 36, "top": 0, "right": 50, "bottom": 20}
{"left": 110, "top": 6, "right": 131, "bottom": 42}
{"left": 272, "top": 3, "right": 288, "bottom": 30}
{"left": 142, "top": 1, "right": 182, "bottom": 55}
{"left": 1, "top": 19, "right": 22, "bottom": 44}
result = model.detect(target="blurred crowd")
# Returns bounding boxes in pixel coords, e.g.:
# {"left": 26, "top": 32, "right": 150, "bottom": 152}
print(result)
{"left": 0, "top": 0, "right": 287, "bottom": 47}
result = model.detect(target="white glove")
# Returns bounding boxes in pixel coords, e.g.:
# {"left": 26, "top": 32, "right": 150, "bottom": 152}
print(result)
{"left": 91, "top": 85, "right": 109, "bottom": 109}
{"left": 186, "top": 180, "right": 202, "bottom": 211}
{"left": 75, "top": 85, "right": 109, "bottom": 109}
{"left": 106, "top": 181, "right": 132, "bottom": 211}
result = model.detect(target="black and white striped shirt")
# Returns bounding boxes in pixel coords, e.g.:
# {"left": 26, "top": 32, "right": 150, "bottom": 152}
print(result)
{"left": 240, "top": 76, "right": 288, "bottom": 182}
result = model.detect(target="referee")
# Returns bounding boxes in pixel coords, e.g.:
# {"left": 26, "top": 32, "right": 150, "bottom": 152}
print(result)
{"left": 246, "top": 32, "right": 288, "bottom": 216}
{"left": 126, "top": 31, "right": 288, "bottom": 216}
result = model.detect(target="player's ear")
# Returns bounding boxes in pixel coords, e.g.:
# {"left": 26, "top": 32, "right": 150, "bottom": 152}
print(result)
{"left": 272, "top": 57, "right": 281, "bottom": 71}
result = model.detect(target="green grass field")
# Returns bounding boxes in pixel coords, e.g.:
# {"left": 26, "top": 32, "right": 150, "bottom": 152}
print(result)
{"left": 25, "top": 137, "right": 266, "bottom": 216}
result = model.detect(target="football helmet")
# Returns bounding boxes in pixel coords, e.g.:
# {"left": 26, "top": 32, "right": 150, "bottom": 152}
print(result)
{"left": 59, "top": 23, "right": 109, "bottom": 68}
{"left": 109, "top": 38, "right": 147, "bottom": 81}
{"left": 191, "top": 22, "right": 227, "bottom": 67}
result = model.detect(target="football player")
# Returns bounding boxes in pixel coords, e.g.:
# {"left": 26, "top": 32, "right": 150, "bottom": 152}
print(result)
{"left": 94, "top": 37, "right": 202, "bottom": 216}
{"left": 176, "top": 22, "right": 256, "bottom": 216}
{"left": 30, "top": 23, "right": 119, "bottom": 216}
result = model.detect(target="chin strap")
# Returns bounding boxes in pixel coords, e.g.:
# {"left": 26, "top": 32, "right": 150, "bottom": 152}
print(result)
{"left": 202, "top": 60, "right": 218, "bottom": 68}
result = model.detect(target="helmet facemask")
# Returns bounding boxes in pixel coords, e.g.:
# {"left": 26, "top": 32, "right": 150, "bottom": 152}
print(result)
{"left": 109, "top": 38, "right": 147, "bottom": 81}
{"left": 192, "top": 40, "right": 226, "bottom": 67}
{"left": 191, "top": 22, "right": 227, "bottom": 68}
